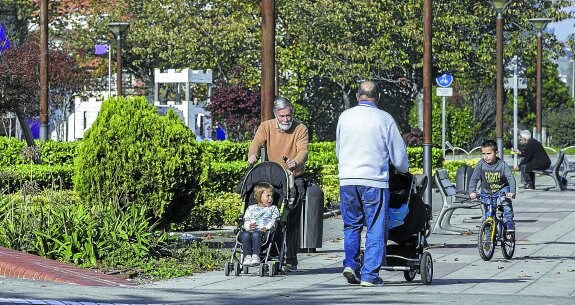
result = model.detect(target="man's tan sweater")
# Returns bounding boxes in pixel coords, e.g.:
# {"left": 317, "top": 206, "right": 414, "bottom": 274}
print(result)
{"left": 248, "top": 119, "right": 309, "bottom": 177}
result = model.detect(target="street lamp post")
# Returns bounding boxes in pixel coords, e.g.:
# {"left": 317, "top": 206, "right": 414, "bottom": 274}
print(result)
{"left": 490, "top": 0, "right": 512, "bottom": 159}
{"left": 422, "top": 0, "right": 433, "bottom": 206}
{"left": 39, "top": 0, "right": 49, "bottom": 141}
{"left": 528, "top": 18, "right": 551, "bottom": 142}
{"left": 107, "top": 22, "right": 129, "bottom": 96}
{"left": 261, "top": 0, "right": 275, "bottom": 122}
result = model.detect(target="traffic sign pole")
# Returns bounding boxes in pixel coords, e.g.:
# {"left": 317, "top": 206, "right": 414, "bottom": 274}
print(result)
{"left": 436, "top": 73, "right": 453, "bottom": 159}
{"left": 442, "top": 96, "right": 446, "bottom": 159}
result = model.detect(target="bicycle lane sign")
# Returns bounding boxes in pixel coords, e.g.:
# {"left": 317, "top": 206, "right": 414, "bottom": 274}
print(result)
{"left": 436, "top": 73, "right": 453, "bottom": 88}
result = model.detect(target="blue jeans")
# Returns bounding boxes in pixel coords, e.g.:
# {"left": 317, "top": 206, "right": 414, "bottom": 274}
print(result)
{"left": 239, "top": 230, "right": 264, "bottom": 256}
{"left": 501, "top": 199, "right": 514, "bottom": 229}
{"left": 340, "top": 185, "right": 389, "bottom": 282}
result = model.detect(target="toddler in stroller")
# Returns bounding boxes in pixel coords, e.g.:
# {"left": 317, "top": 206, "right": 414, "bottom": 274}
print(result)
{"left": 240, "top": 182, "right": 280, "bottom": 266}
{"left": 224, "top": 161, "right": 294, "bottom": 277}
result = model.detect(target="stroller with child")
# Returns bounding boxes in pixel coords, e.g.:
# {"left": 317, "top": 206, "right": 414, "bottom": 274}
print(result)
{"left": 360, "top": 171, "right": 433, "bottom": 284}
{"left": 224, "top": 161, "right": 294, "bottom": 277}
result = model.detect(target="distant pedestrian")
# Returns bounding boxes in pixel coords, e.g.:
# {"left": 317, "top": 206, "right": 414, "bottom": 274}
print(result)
{"left": 336, "top": 81, "right": 409, "bottom": 287}
{"left": 512, "top": 130, "right": 551, "bottom": 190}
{"left": 215, "top": 122, "right": 227, "bottom": 140}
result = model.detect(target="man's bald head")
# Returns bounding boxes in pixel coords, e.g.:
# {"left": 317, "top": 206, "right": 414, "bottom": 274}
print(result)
{"left": 357, "top": 81, "right": 380, "bottom": 103}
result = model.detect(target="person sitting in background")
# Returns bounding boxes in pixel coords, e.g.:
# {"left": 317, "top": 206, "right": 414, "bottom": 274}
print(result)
{"left": 512, "top": 130, "right": 551, "bottom": 190}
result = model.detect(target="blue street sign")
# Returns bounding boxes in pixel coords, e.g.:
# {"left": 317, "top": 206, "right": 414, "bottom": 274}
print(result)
{"left": 436, "top": 73, "right": 453, "bottom": 88}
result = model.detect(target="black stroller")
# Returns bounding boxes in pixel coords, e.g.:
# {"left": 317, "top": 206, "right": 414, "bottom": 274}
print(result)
{"left": 224, "top": 161, "right": 294, "bottom": 277}
{"left": 380, "top": 171, "right": 433, "bottom": 285}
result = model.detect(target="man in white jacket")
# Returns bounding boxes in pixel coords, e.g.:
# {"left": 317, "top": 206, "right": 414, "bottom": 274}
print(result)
{"left": 336, "top": 81, "right": 409, "bottom": 287}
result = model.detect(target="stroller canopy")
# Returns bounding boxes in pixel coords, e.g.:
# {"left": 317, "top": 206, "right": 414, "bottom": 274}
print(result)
{"left": 238, "top": 162, "right": 293, "bottom": 207}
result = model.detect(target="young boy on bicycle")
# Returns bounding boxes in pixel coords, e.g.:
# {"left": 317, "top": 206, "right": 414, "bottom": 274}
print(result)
{"left": 468, "top": 140, "right": 517, "bottom": 232}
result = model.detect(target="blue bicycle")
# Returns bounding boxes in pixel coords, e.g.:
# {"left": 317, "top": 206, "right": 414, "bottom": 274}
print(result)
{"left": 474, "top": 192, "right": 516, "bottom": 261}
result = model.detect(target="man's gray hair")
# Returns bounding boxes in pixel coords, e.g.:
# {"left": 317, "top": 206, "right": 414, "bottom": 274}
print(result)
{"left": 520, "top": 130, "right": 531, "bottom": 139}
{"left": 273, "top": 97, "right": 294, "bottom": 113}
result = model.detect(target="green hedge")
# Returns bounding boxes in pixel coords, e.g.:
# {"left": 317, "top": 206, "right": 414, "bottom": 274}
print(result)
{"left": 0, "top": 164, "right": 74, "bottom": 192}
{"left": 204, "top": 161, "right": 249, "bottom": 194}
{"left": 198, "top": 141, "right": 249, "bottom": 162}
{"left": 0, "top": 137, "right": 79, "bottom": 166}
{"left": 0, "top": 136, "right": 448, "bottom": 227}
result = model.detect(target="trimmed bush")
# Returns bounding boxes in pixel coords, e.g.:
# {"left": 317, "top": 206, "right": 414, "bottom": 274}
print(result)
{"left": 199, "top": 141, "right": 249, "bottom": 162}
{"left": 73, "top": 96, "right": 209, "bottom": 224}
{"left": 204, "top": 161, "right": 249, "bottom": 195}
{"left": 0, "top": 137, "right": 78, "bottom": 166}
{"left": 179, "top": 192, "right": 243, "bottom": 230}
{"left": 0, "top": 164, "right": 73, "bottom": 192}
{"left": 545, "top": 109, "right": 575, "bottom": 147}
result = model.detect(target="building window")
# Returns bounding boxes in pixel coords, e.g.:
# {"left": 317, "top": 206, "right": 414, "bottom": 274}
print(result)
{"left": 83, "top": 111, "right": 87, "bottom": 130}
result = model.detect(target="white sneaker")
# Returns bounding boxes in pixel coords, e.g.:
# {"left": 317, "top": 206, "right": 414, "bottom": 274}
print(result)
{"left": 242, "top": 254, "right": 251, "bottom": 266}
{"left": 250, "top": 254, "right": 260, "bottom": 266}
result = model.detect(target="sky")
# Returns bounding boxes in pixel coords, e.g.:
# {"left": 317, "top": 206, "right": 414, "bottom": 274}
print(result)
{"left": 547, "top": 6, "right": 575, "bottom": 41}
{"left": 548, "top": 19, "right": 574, "bottom": 41}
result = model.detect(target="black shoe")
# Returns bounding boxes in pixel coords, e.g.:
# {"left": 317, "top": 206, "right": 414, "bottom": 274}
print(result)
{"left": 343, "top": 267, "right": 361, "bottom": 284}
{"left": 521, "top": 184, "right": 535, "bottom": 190}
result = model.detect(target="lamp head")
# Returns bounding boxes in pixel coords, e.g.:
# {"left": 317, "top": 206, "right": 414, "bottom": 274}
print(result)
{"left": 490, "top": 0, "right": 512, "bottom": 14}
{"left": 107, "top": 22, "right": 130, "bottom": 37}
{"left": 528, "top": 18, "right": 552, "bottom": 33}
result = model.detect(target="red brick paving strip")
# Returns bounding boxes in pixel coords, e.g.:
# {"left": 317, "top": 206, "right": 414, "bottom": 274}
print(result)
{"left": 0, "top": 246, "right": 136, "bottom": 287}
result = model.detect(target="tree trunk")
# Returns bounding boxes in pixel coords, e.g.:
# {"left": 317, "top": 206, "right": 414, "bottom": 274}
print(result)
{"left": 15, "top": 109, "right": 42, "bottom": 164}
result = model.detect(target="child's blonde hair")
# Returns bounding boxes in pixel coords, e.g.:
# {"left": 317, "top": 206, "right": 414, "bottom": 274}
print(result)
{"left": 253, "top": 182, "right": 274, "bottom": 204}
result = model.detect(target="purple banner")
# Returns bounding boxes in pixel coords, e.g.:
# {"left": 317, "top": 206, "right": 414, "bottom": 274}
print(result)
{"left": 0, "top": 23, "right": 11, "bottom": 52}
{"left": 94, "top": 44, "right": 109, "bottom": 55}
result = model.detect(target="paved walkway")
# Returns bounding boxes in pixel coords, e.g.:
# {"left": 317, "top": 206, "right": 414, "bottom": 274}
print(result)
{"left": 0, "top": 174, "right": 574, "bottom": 304}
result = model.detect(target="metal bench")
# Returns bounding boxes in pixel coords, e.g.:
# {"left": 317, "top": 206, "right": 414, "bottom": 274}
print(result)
{"left": 532, "top": 150, "right": 566, "bottom": 191}
{"left": 562, "top": 153, "right": 575, "bottom": 189}
{"left": 432, "top": 168, "right": 481, "bottom": 235}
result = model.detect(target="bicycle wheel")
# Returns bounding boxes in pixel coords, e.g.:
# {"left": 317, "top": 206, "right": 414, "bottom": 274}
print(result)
{"left": 501, "top": 230, "right": 515, "bottom": 259}
{"left": 478, "top": 220, "right": 495, "bottom": 261}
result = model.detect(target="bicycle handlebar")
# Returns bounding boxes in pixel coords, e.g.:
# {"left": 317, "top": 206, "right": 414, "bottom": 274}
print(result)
{"left": 457, "top": 191, "right": 515, "bottom": 202}
{"left": 474, "top": 191, "right": 515, "bottom": 200}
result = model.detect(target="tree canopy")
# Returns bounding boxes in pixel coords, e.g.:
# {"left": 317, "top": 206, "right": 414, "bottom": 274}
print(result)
{"left": 2, "top": 0, "right": 574, "bottom": 143}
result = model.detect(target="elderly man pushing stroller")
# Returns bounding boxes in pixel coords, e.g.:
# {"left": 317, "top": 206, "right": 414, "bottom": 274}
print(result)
{"left": 247, "top": 97, "right": 309, "bottom": 272}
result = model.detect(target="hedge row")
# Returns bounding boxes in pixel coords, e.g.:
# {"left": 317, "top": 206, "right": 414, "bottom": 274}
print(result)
{"left": 0, "top": 164, "right": 74, "bottom": 192}
{"left": 0, "top": 139, "right": 445, "bottom": 196}
{"left": 0, "top": 137, "right": 79, "bottom": 166}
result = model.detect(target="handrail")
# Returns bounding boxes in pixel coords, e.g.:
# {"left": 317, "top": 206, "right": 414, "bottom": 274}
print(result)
{"left": 563, "top": 146, "right": 575, "bottom": 154}
{"left": 544, "top": 146, "right": 558, "bottom": 156}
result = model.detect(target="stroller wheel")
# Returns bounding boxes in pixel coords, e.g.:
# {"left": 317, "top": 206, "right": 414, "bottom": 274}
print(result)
{"left": 267, "top": 261, "right": 275, "bottom": 277}
{"left": 403, "top": 270, "right": 416, "bottom": 282}
{"left": 224, "top": 262, "right": 233, "bottom": 276}
{"left": 233, "top": 262, "right": 241, "bottom": 276}
{"left": 419, "top": 251, "right": 433, "bottom": 285}
{"left": 259, "top": 263, "right": 266, "bottom": 277}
